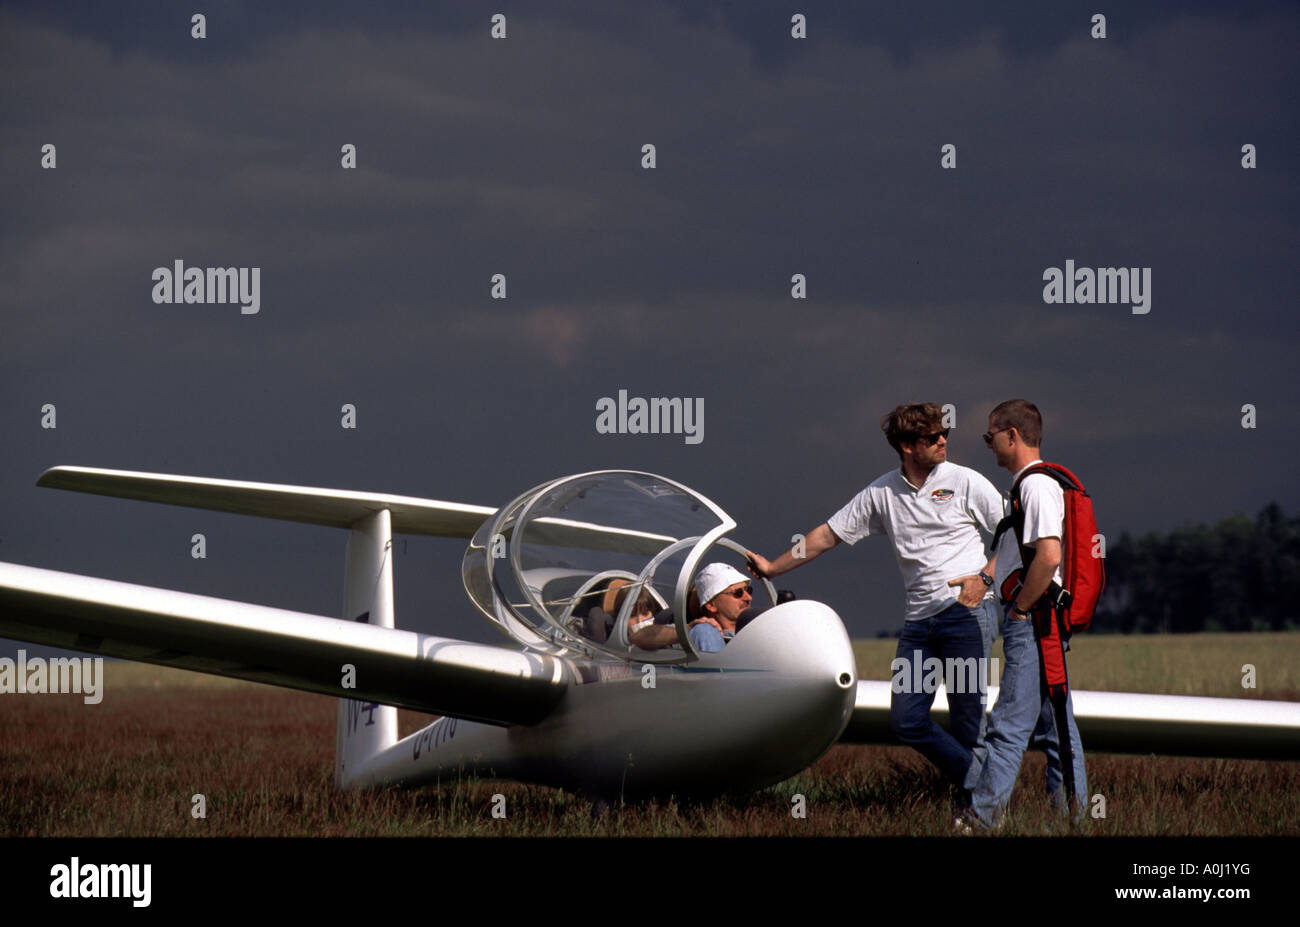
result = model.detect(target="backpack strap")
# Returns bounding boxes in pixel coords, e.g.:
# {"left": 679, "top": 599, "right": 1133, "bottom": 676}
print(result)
{"left": 991, "top": 463, "right": 1073, "bottom": 612}
{"left": 990, "top": 463, "right": 1044, "bottom": 566}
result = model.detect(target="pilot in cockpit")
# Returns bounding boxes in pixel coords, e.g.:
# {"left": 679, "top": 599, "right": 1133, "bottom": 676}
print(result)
{"left": 634, "top": 563, "right": 759, "bottom": 653}
{"left": 581, "top": 580, "right": 665, "bottom": 645}
{"left": 620, "top": 585, "right": 663, "bottom": 639}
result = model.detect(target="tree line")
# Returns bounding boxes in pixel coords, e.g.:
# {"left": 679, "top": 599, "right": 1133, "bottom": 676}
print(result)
{"left": 1091, "top": 503, "right": 1299, "bottom": 633}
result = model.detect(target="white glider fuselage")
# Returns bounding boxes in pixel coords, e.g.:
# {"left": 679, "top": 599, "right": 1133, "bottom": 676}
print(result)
{"left": 349, "top": 600, "right": 858, "bottom": 798}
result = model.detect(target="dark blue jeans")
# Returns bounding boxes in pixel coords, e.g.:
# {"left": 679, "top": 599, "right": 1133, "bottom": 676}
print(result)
{"left": 889, "top": 601, "right": 988, "bottom": 787}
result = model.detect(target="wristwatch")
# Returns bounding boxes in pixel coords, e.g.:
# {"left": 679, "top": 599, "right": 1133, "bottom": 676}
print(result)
{"left": 1012, "top": 605, "right": 1032, "bottom": 619}
{"left": 978, "top": 571, "right": 993, "bottom": 587}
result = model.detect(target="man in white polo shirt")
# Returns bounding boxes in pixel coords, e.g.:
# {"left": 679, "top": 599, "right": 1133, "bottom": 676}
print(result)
{"left": 748, "top": 402, "right": 1004, "bottom": 803}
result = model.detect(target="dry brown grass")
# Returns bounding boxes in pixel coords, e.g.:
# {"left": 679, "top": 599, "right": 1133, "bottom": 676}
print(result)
{"left": 2, "top": 641, "right": 1297, "bottom": 837}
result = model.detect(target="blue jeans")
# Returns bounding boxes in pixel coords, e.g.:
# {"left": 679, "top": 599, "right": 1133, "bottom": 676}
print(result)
{"left": 890, "top": 600, "right": 993, "bottom": 787}
{"left": 969, "top": 607, "right": 1087, "bottom": 827}
{"left": 972, "top": 597, "right": 997, "bottom": 743}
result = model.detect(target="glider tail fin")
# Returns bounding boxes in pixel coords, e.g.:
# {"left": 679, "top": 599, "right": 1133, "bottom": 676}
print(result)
{"left": 334, "top": 509, "right": 400, "bottom": 787}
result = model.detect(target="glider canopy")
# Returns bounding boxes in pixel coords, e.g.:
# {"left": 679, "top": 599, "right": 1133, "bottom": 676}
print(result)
{"left": 461, "top": 470, "right": 772, "bottom": 662}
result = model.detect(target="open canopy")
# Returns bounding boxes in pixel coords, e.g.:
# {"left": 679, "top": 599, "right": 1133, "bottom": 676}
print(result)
{"left": 461, "top": 471, "right": 771, "bottom": 662}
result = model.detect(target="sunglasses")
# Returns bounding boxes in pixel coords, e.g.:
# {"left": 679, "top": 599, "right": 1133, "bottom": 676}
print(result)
{"left": 912, "top": 429, "right": 950, "bottom": 446}
{"left": 727, "top": 584, "right": 753, "bottom": 598}
{"left": 982, "top": 426, "right": 1012, "bottom": 446}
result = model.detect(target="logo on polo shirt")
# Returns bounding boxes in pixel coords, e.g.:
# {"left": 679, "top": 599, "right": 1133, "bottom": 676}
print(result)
{"left": 930, "top": 488, "right": 954, "bottom": 504}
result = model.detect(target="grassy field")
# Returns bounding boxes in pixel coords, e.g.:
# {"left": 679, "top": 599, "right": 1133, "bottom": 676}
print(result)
{"left": 1, "top": 633, "right": 1297, "bottom": 837}
{"left": 855, "top": 631, "right": 1300, "bottom": 699}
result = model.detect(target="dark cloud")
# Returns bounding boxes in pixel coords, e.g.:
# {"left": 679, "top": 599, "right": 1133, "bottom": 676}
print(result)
{"left": 1, "top": 2, "right": 1296, "bottom": 646}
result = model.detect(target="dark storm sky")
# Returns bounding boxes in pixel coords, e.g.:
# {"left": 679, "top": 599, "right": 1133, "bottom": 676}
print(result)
{"left": 1, "top": 1, "right": 1296, "bottom": 646}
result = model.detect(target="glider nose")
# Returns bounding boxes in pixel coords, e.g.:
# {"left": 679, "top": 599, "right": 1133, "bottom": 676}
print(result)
{"left": 721, "top": 598, "right": 858, "bottom": 760}
{"left": 737, "top": 598, "right": 857, "bottom": 688}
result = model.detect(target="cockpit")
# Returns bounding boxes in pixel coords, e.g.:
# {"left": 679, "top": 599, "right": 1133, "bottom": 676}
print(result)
{"left": 461, "top": 471, "right": 776, "bottom": 662}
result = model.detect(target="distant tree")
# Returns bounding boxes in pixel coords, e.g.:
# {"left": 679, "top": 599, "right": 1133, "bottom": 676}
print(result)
{"left": 1089, "top": 504, "right": 1298, "bottom": 633}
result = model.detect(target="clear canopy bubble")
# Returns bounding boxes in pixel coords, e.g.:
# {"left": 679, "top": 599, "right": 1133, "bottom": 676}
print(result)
{"left": 462, "top": 471, "right": 772, "bottom": 662}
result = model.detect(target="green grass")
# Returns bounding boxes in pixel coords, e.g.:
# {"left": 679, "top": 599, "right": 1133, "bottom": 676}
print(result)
{"left": 854, "top": 631, "right": 1300, "bottom": 699}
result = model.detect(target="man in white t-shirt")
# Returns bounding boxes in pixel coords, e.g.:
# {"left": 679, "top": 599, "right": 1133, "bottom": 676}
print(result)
{"left": 964, "top": 399, "right": 1087, "bottom": 830}
{"left": 748, "top": 402, "right": 1004, "bottom": 804}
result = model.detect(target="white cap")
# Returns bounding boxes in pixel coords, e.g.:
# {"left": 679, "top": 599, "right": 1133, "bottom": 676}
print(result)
{"left": 694, "top": 563, "right": 750, "bottom": 606}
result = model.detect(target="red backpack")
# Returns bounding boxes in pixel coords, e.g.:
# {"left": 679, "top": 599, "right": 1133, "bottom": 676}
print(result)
{"left": 992, "top": 462, "right": 1105, "bottom": 633}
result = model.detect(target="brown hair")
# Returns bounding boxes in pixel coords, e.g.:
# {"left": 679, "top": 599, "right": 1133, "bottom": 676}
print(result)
{"left": 881, "top": 402, "right": 945, "bottom": 456}
{"left": 989, "top": 399, "right": 1043, "bottom": 447}
{"left": 613, "top": 584, "right": 657, "bottom": 617}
